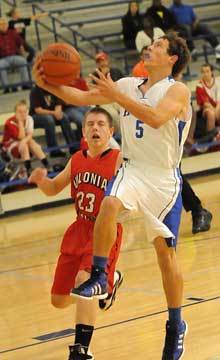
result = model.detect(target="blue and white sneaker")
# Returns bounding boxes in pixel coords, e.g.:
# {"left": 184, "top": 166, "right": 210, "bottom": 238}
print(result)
{"left": 162, "top": 320, "right": 188, "bottom": 360}
{"left": 70, "top": 267, "right": 108, "bottom": 300}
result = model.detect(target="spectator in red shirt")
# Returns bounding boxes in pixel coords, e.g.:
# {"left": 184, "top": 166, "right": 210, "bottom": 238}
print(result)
{"left": 7, "top": 7, "right": 48, "bottom": 63}
{"left": 196, "top": 63, "right": 220, "bottom": 132}
{"left": 131, "top": 45, "right": 149, "bottom": 77}
{"left": 2, "top": 100, "right": 51, "bottom": 177}
{"left": 0, "top": 17, "right": 30, "bottom": 93}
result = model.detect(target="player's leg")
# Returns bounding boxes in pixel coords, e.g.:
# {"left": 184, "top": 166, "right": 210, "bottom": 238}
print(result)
{"left": 99, "top": 224, "right": 123, "bottom": 311}
{"left": 52, "top": 253, "right": 95, "bottom": 360}
{"left": 154, "top": 237, "right": 187, "bottom": 360}
{"left": 71, "top": 195, "right": 124, "bottom": 300}
{"left": 69, "top": 271, "right": 96, "bottom": 360}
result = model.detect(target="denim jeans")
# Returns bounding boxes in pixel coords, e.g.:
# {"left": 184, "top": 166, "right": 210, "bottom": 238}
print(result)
{"left": 180, "top": 23, "right": 219, "bottom": 51}
{"left": 32, "top": 113, "right": 76, "bottom": 149}
{"left": 64, "top": 106, "right": 90, "bottom": 140}
{"left": 0, "top": 55, "right": 29, "bottom": 87}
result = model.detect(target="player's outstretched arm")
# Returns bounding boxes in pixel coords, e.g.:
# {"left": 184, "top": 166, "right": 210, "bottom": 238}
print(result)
{"left": 28, "top": 160, "right": 71, "bottom": 196}
{"left": 91, "top": 71, "right": 191, "bottom": 128}
{"left": 32, "top": 56, "right": 111, "bottom": 107}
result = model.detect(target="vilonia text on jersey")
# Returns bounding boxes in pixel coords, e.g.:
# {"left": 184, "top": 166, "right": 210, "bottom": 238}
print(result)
{"left": 73, "top": 172, "right": 108, "bottom": 191}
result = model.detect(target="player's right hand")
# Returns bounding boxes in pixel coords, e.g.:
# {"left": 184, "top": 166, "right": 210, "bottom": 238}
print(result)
{"left": 28, "top": 167, "right": 47, "bottom": 184}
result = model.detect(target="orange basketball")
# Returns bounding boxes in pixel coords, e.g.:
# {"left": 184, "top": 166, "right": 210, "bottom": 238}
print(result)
{"left": 41, "top": 43, "right": 81, "bottom": 85}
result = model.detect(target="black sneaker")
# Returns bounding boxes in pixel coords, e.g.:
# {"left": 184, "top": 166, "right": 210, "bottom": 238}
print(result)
{"left": 192, "top": 208, "right": 212, "bottom": 234}
{"left": 99, "top": 270, "right": 123, "bottom": 311}
{"left": 50, "top": 149, "right": 66, "bottom": 158}
{"left": 68, "top": 344, "right": 94, "bottom": 360}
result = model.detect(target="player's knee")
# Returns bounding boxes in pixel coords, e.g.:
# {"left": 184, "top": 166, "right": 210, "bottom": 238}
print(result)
{"left": 51, "top": 295, "right": 69, "bottom": 308}
{"left": 100, "top": 196, "right": 120, "bottom": 217}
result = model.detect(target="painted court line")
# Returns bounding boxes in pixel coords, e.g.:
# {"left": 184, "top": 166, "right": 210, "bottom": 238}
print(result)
{"left": 1, "top": 295, "right": 219, "bottom": 354}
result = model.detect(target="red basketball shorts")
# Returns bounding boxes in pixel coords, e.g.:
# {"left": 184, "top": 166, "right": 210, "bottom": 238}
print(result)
{"left": 51, "top": 218, "right": 123, "bottom": 295}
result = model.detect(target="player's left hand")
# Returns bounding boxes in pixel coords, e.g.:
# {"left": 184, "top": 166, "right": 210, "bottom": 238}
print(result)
{"left": 89, "top": 69, "right": 118, "bottom": 101}
{"left": 28, "top": 167, "right": 47, "bottom": 184}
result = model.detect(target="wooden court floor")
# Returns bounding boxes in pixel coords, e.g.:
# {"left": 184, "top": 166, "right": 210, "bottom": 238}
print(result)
{"left": 1, "top": 174, "right": 220, "bottom": 360}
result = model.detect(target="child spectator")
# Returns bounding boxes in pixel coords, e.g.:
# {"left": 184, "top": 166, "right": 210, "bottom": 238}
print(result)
{"left": 196, "top": 63, "right": 220, "bottom": 132}
{"left": 2, "top": 100, "right": 51, "bottom": 177}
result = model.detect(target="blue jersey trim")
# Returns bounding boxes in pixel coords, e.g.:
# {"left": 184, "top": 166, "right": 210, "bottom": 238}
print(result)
{"left": 178, "top": 120, "right": 186, "bottom": 145}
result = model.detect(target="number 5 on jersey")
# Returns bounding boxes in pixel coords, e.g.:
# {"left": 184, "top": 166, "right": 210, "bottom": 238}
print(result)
{"left": 136, "top": 120, "right": 144, "bottom": 138}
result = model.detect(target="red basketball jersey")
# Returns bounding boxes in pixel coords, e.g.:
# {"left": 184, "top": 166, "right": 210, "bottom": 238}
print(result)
{"left": 71, "top": 148, "right": 120, "bottom": 219}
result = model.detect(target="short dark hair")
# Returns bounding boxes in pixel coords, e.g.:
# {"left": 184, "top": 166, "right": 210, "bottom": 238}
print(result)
{"left": 83, "top": 107, "right": 113, "bottom": 127}
{"left": 161, "top": 31, "right": 191, "bottom": 77}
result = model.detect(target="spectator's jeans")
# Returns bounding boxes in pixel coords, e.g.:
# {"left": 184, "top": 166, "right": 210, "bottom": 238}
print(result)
{"left": 0, "top": 55, "right": 29, "bottom": 88}
{"left": 64, "top": 106, "right": 90, "bottom": 140}
{"left": 32, "top": 113, "right": 76, "bottom": 150}
{"left": 180, "top": 23, "right": 219, "bottom": 51}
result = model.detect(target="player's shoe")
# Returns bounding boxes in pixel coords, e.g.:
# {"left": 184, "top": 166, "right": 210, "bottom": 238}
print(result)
{"left": 162, "top": 320, "right": 188, "bottom": 360}
{"left": 70, "top": 267, "right": 108, "bottom": 300}
{"left": 68, "top": 344, "right": 94, "bottom": 360}
{"left": 99, "top": 270, "right": 123, "bottom": 311}
{"left": 192, "top": 209, "right": 212, "bottom": 234}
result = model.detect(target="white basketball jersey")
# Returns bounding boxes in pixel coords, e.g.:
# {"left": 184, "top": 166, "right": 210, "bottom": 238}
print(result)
{"left": 117, "top": 77, "right": 191, "bottom": 169}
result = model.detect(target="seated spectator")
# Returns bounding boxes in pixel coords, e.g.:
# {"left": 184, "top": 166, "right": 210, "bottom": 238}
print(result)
{"left": 7, "top": 7, "right": 47, "bottom": 64}
{"left": 135, "top": 15, "right": 164, "bottom": 53}
{"left": 131, "top": 45, "right": 149, "bottom": 77}
{"left": 0, "top": 18, "right": 30, "bottom": 93}
{"left": 92, "top": 52, "right": 123, "bottom": 135}
{"left": 122, "top": 1, "right": 143, "bottom": 50}
{"left": 62, "top": 77, "right": 90, "bottom": 142}
{"left": 170, "top": 0, "right": 220, "bottom": 63}
{"left": 145, "top": 0, "right": 177, "bottom": 32}
{"left": 145, "top": 0, "right": 193, "bottom": 54}
{"left": 2, "top": 100, "right": 51, "bottom": 177}
{"left": 196, "top": 63, "right": 220, "bottom": 132}
{"left": 93, "top": 52, "right": 124, "bottom": 82}
{"left": 29, "top": 85, "right": 77, "bottom": 157}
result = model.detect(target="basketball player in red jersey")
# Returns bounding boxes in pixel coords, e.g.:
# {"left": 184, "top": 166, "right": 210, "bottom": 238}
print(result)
{"left": 28, "top": 107, "right": 123, "bottom": 360}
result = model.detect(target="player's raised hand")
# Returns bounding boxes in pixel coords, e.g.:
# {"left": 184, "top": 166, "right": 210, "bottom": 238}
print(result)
{"left": 89, "top": 69, "right": 118, "bottom": 101}
{"left": 28, "top": 167, "right": 47, "bottom": 185}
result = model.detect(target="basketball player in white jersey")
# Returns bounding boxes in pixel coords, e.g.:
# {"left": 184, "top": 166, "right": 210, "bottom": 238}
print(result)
{"left": 33, "top": 32, "right": 191, "bottom": 360}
